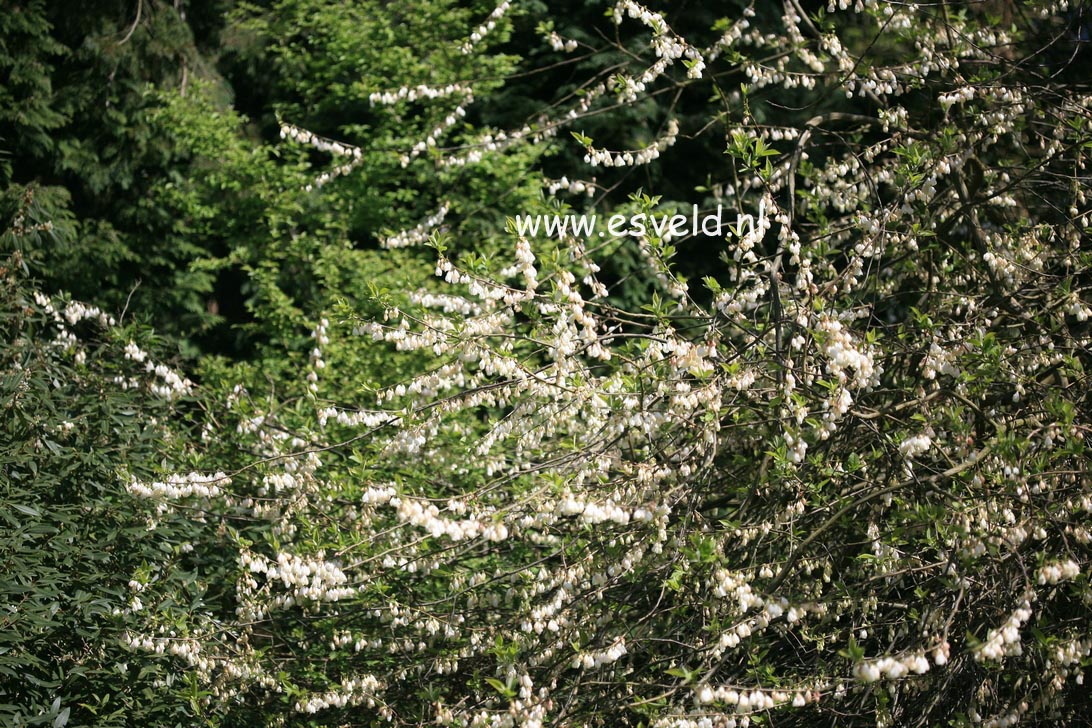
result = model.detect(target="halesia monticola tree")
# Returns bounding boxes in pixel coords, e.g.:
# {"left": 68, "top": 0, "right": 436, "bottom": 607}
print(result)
{"left": 14, "top": 0, "right": 1092, "bottom": 726}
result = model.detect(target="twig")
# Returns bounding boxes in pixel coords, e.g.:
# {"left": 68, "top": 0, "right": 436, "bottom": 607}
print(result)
{"left": 118, "top": 0, "right": 143, "bottom": 45}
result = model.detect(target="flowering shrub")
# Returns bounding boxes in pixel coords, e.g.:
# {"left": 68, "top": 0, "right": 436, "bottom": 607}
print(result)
{"left": 0, "top": 248, "right": 225, "bottom": 726}
{"left": 4, "top": 0, "right": 1092, "bottom": 727}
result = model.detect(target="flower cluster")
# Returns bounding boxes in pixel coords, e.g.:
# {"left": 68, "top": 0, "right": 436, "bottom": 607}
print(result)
{"left": 1037, "top": 560, "right": 1080, "bottom": 585}
{"left": 545, "top": 31, "right": 578, "bottom": 53}
{"left": 582, "top": 119, "right": 679, "bottom": 167}
{"left": 543, "top": 176, "right": 597, "bottom": 197}
{"left": 279, "top": 123, "right": 363, "bottom": 189}
{"left": 613, "top": 1, "right": 668, "bottom": 35}
{"left": 241, "top": 550, "right": 358, "bottom": 605}
{"left": 380, "top": 202, "right": 450, "bottom": 249}
{"left": 898, "top": 432, "right": 932, "bottom": 460}
{"left": 974, "top": 598, "right": 1035, "bottom": 662}
{"left": 461, "top": 1, "right": 511, "bottom": 54}
{"left": 852, "top": 652, "right": 933, "bottom": 683}
{"left": 571, "top": 638, "right": 627, "bottom": 670}
{"left": 294, "top": 675, "right": 382, "bottom": 714}
{"left": 369, "top": 83, "right": 472, "bottom": 106}
{"left": 128, "top": 472, "right": 227, "bottom": 501}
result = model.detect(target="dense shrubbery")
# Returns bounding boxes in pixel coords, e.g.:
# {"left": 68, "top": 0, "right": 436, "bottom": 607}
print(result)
{"left": 3, "top": 0, "right": 1092, "bottom": 726}
{"left": 0, "top": 247, "right": 227, "bottom": 726}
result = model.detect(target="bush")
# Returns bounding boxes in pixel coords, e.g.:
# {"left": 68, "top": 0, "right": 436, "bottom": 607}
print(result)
{"left": 4, "top": 1, "right": 1092, "bottom": 726}
{"left": 0, "top": 244, "right": 228, "bottom": 727}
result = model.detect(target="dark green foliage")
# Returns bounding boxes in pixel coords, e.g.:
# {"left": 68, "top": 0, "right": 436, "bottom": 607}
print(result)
{"left": 0, "top": 251, "right": 213, "bottom": 727}
{"left": 0, "top": 0, "right": 245, "bottom": 351}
